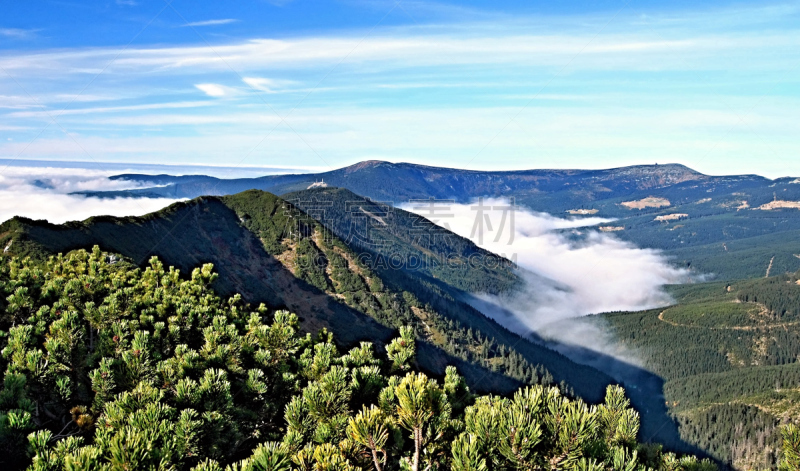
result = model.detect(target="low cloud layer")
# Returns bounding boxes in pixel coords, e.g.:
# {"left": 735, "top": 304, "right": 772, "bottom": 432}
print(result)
{"left": 0, "top": 165, "right": 180, "bottom": 224}
{"left": 403, "top": 199, "right": 692, "bottom": 365}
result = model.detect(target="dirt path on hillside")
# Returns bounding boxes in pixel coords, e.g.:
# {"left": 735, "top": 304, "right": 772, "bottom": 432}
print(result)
{"left": 657, "top": 307, "right": 800, "bottom": 331}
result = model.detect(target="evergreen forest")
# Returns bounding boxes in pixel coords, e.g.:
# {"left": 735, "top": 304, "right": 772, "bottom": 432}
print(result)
{"left": 599, "top": 275, "right": 800, "bottom": 470}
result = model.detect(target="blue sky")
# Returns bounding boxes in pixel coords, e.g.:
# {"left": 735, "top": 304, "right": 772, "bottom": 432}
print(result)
{"left": 1, "top": 0, "right": 799, "bottom": 177}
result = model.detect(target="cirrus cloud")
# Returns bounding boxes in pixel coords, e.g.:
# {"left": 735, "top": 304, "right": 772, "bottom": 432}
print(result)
{"left": 181, "top": 19, "right": 239, "bottom": 27}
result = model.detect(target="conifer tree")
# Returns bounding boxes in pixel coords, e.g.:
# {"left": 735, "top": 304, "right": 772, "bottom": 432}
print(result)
{"left": 779, "top": 424, "right": 800, "bottom": 471}
{"left": 386, "top": 326, "right": 416, "bottom": 372}
{"left": 348, "top": 406, "right": 389, "bottom": 471}
{"left": 393, "top": 372, "right": 453, "bottom": 471}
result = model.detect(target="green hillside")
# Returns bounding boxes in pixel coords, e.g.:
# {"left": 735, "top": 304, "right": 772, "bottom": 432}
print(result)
{"left": 597, "top": 272, "right": 800, "bottom": 470}
{"left": 219, "top": 191, "right": 617, "bottom": 402}
{"left": 282, "top": 187, "right": 520, "bottom": 296}
{"left": 0, "top": 190, "right": 618, "bottom": 407}
{"left": 219, "top": 191, "right": 553, "bottom": 389}
{"left": 611, "top": 210, "right": 800, "bottom": 280}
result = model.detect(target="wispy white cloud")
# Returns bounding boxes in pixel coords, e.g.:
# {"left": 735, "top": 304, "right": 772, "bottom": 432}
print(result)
{"left": 0, "top": 28, "right": 40, "bottom": 40}
{"left": 1, "top": 24, "right": 798, "bottom": 75}
{"left": 242, "top": 77, "right": 290, "bottom": 93}
{"left": 0, "top": 36, "right": 709, "bottom": 71}
{"left": 181, "top": 19, "right": 239, "bottom": 27}
{"left": 0, "top": 95, "right": 38, "bottom": 110}
{"left": 194, "top": 83, "right": 233, "bottom": 97}
{"left": 86, "top": 112, "right": 282, "bottom": 126}
{"left": 7, "top": 101, "right": 215, "bottom": 119}
{"left": 403, "top": 199, "right": 692, "bottom": 364}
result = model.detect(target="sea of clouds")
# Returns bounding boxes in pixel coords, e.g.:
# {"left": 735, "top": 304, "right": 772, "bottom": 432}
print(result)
{"left": 402, "top": 198, "right": 694, "bottom": 365}
{"left": 0, "top": 164, "right": 180, "bottom": 224}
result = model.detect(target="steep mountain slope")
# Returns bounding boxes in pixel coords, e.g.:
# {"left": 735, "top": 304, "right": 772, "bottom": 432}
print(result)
{"left": 276, "top": 188, "right": 705, "bottom": 442}
{"left": 0, "top": 191, "right": 613, "bottom": 402}
{"left": 218, "top": 191, "right": 616, "bottom": 401}
{"left": 74, "top": 161, "right": 800, "bottom": 280}
{"left": 282, "top": 187, "right": 520, "bottom": 295}
{"left": 221, "top": 191, "right": 696, "bottom": 449}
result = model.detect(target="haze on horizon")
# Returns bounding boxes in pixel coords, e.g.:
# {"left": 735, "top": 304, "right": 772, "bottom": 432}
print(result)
{"left": 1, "top": 0, "right": 799, "bottom": 179}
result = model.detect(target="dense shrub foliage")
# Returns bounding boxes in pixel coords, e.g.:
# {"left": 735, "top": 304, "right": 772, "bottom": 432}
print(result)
{"left": 0, "top": 248, "right": 719, "bottom": 470}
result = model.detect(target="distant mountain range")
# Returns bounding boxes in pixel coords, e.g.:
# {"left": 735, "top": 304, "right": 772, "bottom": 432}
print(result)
{"left": 74, "top": 160, "right": 800, "bottom": 280}
{"left": 76, "top": 160, "right": 735, "bottom": 205}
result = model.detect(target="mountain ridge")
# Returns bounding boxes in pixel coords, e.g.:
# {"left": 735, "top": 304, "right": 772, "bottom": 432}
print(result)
{"left": 76, "top": 160, "right": 746, "bottom": 203}
{"left": 283, "top": 186, "right": 522, "bottom": 296}
{"left": 72, "top": 160, "right": 800, "bottom": 281}
{"left": 0, "top": 190, "right": 618, "bottom": 401}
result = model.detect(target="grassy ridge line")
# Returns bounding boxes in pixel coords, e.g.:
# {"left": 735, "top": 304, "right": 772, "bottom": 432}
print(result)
{"left": 0, "top": 196, "right": 525, "bottom": 395}
{"left": 0, "top": 197, "right": 394, "bottom": 346}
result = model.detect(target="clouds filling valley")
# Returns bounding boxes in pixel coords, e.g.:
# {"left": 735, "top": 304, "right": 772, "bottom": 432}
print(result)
{"left": 0, "top": 165, "right": 179, "bottom": 224}
{"left": 403, "top": 198, "right": 693, "bottom": 367}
